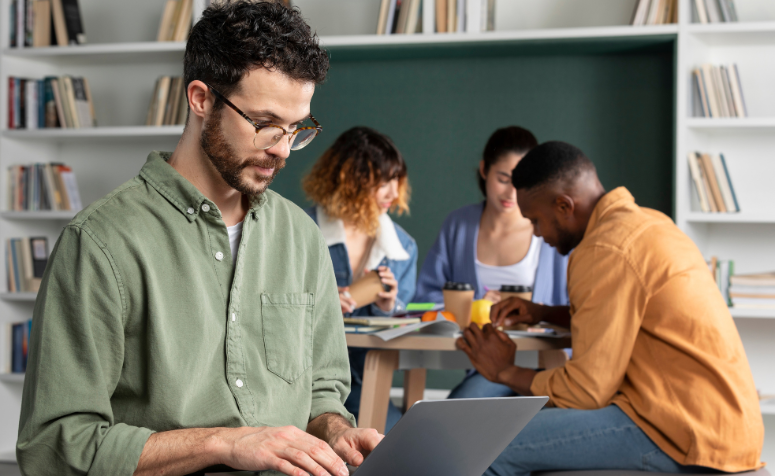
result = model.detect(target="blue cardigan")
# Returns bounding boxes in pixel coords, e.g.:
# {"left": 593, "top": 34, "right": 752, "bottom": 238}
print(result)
{"left": 414, "top": 203, "right": 569, "bottom": 306}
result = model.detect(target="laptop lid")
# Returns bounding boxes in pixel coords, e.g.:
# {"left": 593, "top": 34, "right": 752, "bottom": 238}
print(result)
{"left": 352, "top": 396, "right": 548, "bottom": 476}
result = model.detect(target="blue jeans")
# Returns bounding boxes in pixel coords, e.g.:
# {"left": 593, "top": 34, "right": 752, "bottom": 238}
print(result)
{"left": 345, "top": 348, "right": 402, "bottom": 433}
{"left": 448, "top": 371, "right": 516, "bottom": 399}
{"left": 485, "top": 405, "right": 718, "bottom": 476}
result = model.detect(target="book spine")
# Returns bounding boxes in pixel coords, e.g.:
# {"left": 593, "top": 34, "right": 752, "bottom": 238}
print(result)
{"left": 456, "top": 0, "right": 464, "bottom": 32}
{"left": 718, "top": 154, "right": 740, "bottom": 212}
{"left": 16, "top": 0, "right": 25, "bottom": 48}
{"left": 12, "top": 324, "right": 23, "bottom": 373}
{"left": 8, "top": 77, "right": 15, "bottom": 129}
{"left": 377, "top": 0, "right": 390, "bottom": 35}
{"left": 694, "top": 0, "right": 708, "bottom": 23}
{"left": 732, "top": 64, "right": 747, "bottom": 117}
{"left": 687, "top": 152, "right": 710, "bottom": 212}
{"left": 435, "top": 0, "right": 447, "bottom": 33}
{"left": 422, "top": 0, "right": 435, "bottom": 34}
{"left": 465, "top": 0, "right": 481, "bottom": 33}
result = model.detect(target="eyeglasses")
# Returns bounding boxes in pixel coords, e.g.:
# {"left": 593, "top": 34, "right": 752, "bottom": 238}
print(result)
{"left": 204, "top": 82, "right": 322, "bottom": 151}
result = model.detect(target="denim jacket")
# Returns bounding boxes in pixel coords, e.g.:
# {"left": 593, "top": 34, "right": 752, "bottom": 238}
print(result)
{"left": 306, "top": 206, "right": 418, "bottom": 316}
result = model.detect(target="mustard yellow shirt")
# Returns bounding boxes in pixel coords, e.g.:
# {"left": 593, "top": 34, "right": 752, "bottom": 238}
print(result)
{"left": 531, "top": 187, "right": 763, "bottom": 472}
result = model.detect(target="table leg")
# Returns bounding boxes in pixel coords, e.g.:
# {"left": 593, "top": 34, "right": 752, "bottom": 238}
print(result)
{"left": 538, "top": 349, "right": 568, "bottom": 370}
{"left": 402, "top": 368, "right": 427, "bottom": 412}
{"left": 358, "top": 350, "right": 398, "bottom": 433}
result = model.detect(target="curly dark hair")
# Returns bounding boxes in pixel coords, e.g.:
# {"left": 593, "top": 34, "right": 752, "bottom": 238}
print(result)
{"left": 184, "top": 0, "right": 329, "bottom": 111}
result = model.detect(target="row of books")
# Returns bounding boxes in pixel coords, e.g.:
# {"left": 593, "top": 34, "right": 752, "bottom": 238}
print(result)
{"left": 630, "top": 0, "right": 677, "bottom": 26}
{"left": 6, "top": 163, "right": 82, "bottom": 212}
{"left": 692, "top": 0, "right": 739, "bottom": 24}
{"left": 377, "top": 0, "right": 495, "bottom": 35}
{"left": 0, "top": 320, "right": 32, "bottom": 374}
{"left": 729, "top": 271, "right": 775, "bottom": 310}
{"left": 687, "top": 152, "right": 739, "bottom": 213}
{"left": 157, "top": 0, "right": 193, "bottom": 42}
{"left": 5, "top": 237, "right": 49, "bottom": 293}
{"left": 7, "top": 76, "right": 96, "bottom": 129}
{"left": 692, "top": 64, "right": 747, "bottom": 119}
{"left": 708, "top": 257, "right": 733, "bottom": 305}
{"left": 9, "top": 0, "right": 86, "bottom": 48}
{"left": 146, "top": 77, "right": 188, "bottom": 127}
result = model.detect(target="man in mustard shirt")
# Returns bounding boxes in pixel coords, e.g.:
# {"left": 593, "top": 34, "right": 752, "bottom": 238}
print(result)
{"left": 457, "top": 141, "right": 764, "bottom": 475}
{"left": 17, "top": 3, "right": 380, "bottom": 476}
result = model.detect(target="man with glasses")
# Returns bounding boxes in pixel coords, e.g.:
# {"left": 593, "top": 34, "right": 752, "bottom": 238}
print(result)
{"left": 17, "top": 3, "right": 381, "bottom": 476}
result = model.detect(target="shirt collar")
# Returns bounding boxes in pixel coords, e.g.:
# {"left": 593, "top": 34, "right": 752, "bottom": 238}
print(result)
{"left": 139, "top": 151, "right": 266, "bottom": 222}
{"left": 584, "top": 186, "right": 635, "bottom": 238}
{"left": 316, "top": 205, "right": 410, "bottom": 267}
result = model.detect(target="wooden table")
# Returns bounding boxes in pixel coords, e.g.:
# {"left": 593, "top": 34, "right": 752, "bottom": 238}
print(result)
{"left": 345, "top": 333, "right": 571, "bottom": 433}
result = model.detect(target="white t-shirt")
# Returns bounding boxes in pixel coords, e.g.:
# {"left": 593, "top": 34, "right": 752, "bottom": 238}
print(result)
{"left": 475, "top": 235, "right": 542, "bottom": 292}
{"left": 227, "top": 221, "right": 244, "bottom": 265}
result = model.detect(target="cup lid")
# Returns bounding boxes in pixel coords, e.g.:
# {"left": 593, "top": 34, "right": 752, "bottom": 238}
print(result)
{"left": 500, "top": 285, "right": 532, "bottom": 293}
{"left": 443, "top": 282, "right": 474, "bottom": 291}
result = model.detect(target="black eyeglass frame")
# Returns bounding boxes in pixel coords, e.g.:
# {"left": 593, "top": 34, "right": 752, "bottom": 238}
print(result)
{"left": 203, "top": 82, "right": 322, "bottom": 150}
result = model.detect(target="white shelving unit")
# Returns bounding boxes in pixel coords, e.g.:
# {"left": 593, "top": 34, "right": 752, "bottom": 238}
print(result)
{"left": 0, "top": 0, "right": 773, "bottom": 466}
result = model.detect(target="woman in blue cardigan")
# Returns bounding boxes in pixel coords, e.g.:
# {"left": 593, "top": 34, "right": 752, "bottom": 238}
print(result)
{"left": 414, "top": 126, "right": 569, "bottom": 398}
{"left": 303, "top": 127, "right": 417, "bottom": 431}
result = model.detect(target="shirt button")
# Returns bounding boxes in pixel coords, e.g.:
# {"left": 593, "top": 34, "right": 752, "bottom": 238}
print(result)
{"left": 201, "top": 204, "right": 210, "bottom": 212}
{"left": 215, "top": 251, "right": 224, "bottom": 261}
{"left": 186, "top": 207, "right": 195, "bottom": 214}
{"left": 231, "top": 313, "right": 236, "bottom": 322}
{"left": 235, "top": 379, "right": 243, "bottom": 388}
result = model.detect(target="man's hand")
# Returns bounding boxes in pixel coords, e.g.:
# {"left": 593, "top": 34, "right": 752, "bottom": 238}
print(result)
{"left": 456, "top": 323, "right": 516, "bottom": 383}
{"left": 307, "top": 413, "right": 383, "bottom": 468}
{"left": 221, "top": 426, "right": 349, "bottom": 476}
{"left": 373, "top": 266, "right": 398, "bottom": 313}
{"left": 491, "top": 296, "right": 546, "bottom": 328}
{"left": 328, "top": 427, "right": 384, "bottom": 467}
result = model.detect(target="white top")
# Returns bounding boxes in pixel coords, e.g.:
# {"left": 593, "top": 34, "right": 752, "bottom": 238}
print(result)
{"left": 475, "top": 235, "right": 542, "bottom": 292}
{"left": 227, "top": 221, "right": 244, "bottom": 265}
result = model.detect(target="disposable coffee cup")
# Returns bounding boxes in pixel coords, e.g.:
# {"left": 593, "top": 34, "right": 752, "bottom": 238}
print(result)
{"left": 499, "top": 285, "right": 532, "bottom": 302}
{"left": 349, "top": 271, "right": 385, "bottom": 308}
{"left": 443, "top": 282, "right": 475, "bottom": 329}
{"left": 499, "top": 285, "right": 533, "bottom": 330}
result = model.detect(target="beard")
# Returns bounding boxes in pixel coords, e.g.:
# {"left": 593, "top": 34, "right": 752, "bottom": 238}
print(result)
{"left": 553, "top": 217, "right": 581, "bottom": 256}
{"left": 200, "top": 111, "right": 286, "bottom": 199}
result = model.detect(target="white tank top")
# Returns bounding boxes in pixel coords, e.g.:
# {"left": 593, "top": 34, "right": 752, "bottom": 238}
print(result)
{"left": 475, "top": 235, "right": 542, "bottom": 292}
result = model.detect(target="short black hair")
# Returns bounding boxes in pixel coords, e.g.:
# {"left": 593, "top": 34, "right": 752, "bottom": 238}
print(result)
{"left": 478, "top": 126, "right": 538, "bottom": 196}
{"left": 184, "top": 0, "right": 329, "bottom": 110}
{"left": 512, "top": 141, "right": 596, "bottom": 190}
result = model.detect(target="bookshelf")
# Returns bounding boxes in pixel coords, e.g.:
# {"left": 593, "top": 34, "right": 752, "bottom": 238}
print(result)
{"left": 0, "top": 0, "right": 773, "bottom": 466}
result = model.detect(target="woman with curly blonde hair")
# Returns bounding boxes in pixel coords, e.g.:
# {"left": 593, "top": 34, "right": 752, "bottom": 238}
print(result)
{"left": 304, "top": 126, "right": 417, "bottom": 431}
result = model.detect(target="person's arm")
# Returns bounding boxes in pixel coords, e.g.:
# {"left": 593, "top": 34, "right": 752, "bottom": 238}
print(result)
{"left": 530, "top": 246, "right": 648, "bottom": 409}
{"left": 413, "top": 223, "right": 451, "bottom": 304}
{"left": 370, "top": 236, "right": 418, "bottom": 315}
{"left": 17, "top": 226, "right": 155, "bottom": 476}
{"left": 134, "top": 425, "right": 351, "bottom": 476}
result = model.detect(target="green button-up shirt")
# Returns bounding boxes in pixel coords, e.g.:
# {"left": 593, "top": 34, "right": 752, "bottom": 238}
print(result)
{"left": 17, "top": 152, "right": 354, "bottom": 476}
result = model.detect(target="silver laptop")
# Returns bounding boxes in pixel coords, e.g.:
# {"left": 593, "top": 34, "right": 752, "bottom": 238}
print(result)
{"left": 351, "top": 396, "right": 548, "bottom": 476}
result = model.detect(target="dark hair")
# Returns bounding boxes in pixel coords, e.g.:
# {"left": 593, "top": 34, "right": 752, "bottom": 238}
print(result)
{"left": 512, "top": 141, "right": 596, "bottom": 191}
{"left": 478, "top": 126, "right": 538, "bottom": 195}
{"left": 184, "top": 0, "right": 329, "bottom": 113}
{"left": 302, "top": 127, "right": 410, "bottom": 235}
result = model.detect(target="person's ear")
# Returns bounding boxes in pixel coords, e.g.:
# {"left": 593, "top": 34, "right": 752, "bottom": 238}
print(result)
{"left": 479, "top": 160, "right": 487, "bottom": 181}
{"left": 186, "top": 80, "right": 211, "bottom": 121}
{"left": 554, "top": 194, "right": 575, "bottom": 221}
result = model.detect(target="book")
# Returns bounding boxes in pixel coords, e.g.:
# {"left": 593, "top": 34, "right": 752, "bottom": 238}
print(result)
{"left": 699, "top": 153, "right": 726, "bottom": 212}
{"left": 466, "top": 0, "right": 481, "bottom": 33}
{"left": 343, "top": 317, "right": 421, "bottom": 327}
{"left": 710, "top": 154, "right": 737, "bottom": 212}
{"left": 730, "top": 272, "right": 775, "bottom": 287}
{"left": 718, "top": 154, "right": 739, "bottom": 212}
{"left": 385, "top": 0, "right": 398, "bottom": 35}
{"left": 172, "top": 0, "right": 193, "bottom": 42}
{"left": 422, "top": 0, "right": 435, "bottom": 34}
{"left": 72, "top": 77, "right": 94, "bottom": 128}
{"left": 395, "top": 0, "right": 411, "bottom": 34}
{"left": 5, "top": 162, "right": 81, "bottom": 211}
{"left": 456, "top": 0, "right": 464, "bottom": 32}
{"left": 446, "top": 0, "right": 455, "bottom": 33}
{"left": 377, "top": 0, "right": 391, "bottom": 35}
{"left": 158, "top": 0, "right": 178, "bottom": 41}
{"left": 687, "top": 153, "right": 710, "bottom": 213}
{"left": 60, "top": 0, "right": 86, "bottom": 44}
{"left": 405, "top": 0, "right": 421, "bottom": 34}
{"left": 631, "top": 0, "right": 651, "bottom": 26}
{"left": 32, "top": 0, "right": 51, "bottom": 47}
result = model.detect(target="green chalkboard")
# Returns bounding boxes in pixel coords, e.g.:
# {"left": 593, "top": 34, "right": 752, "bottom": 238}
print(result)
{"left": 273, "top": 38, "right": 676, "bottom": 274}
{"left": 269, "top": 37, "right": 676, "bottom": 391}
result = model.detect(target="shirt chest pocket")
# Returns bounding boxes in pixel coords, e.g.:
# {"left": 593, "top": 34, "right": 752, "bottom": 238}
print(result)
{"left": 261, "top": 293, "right": 314, "bottom": 384}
